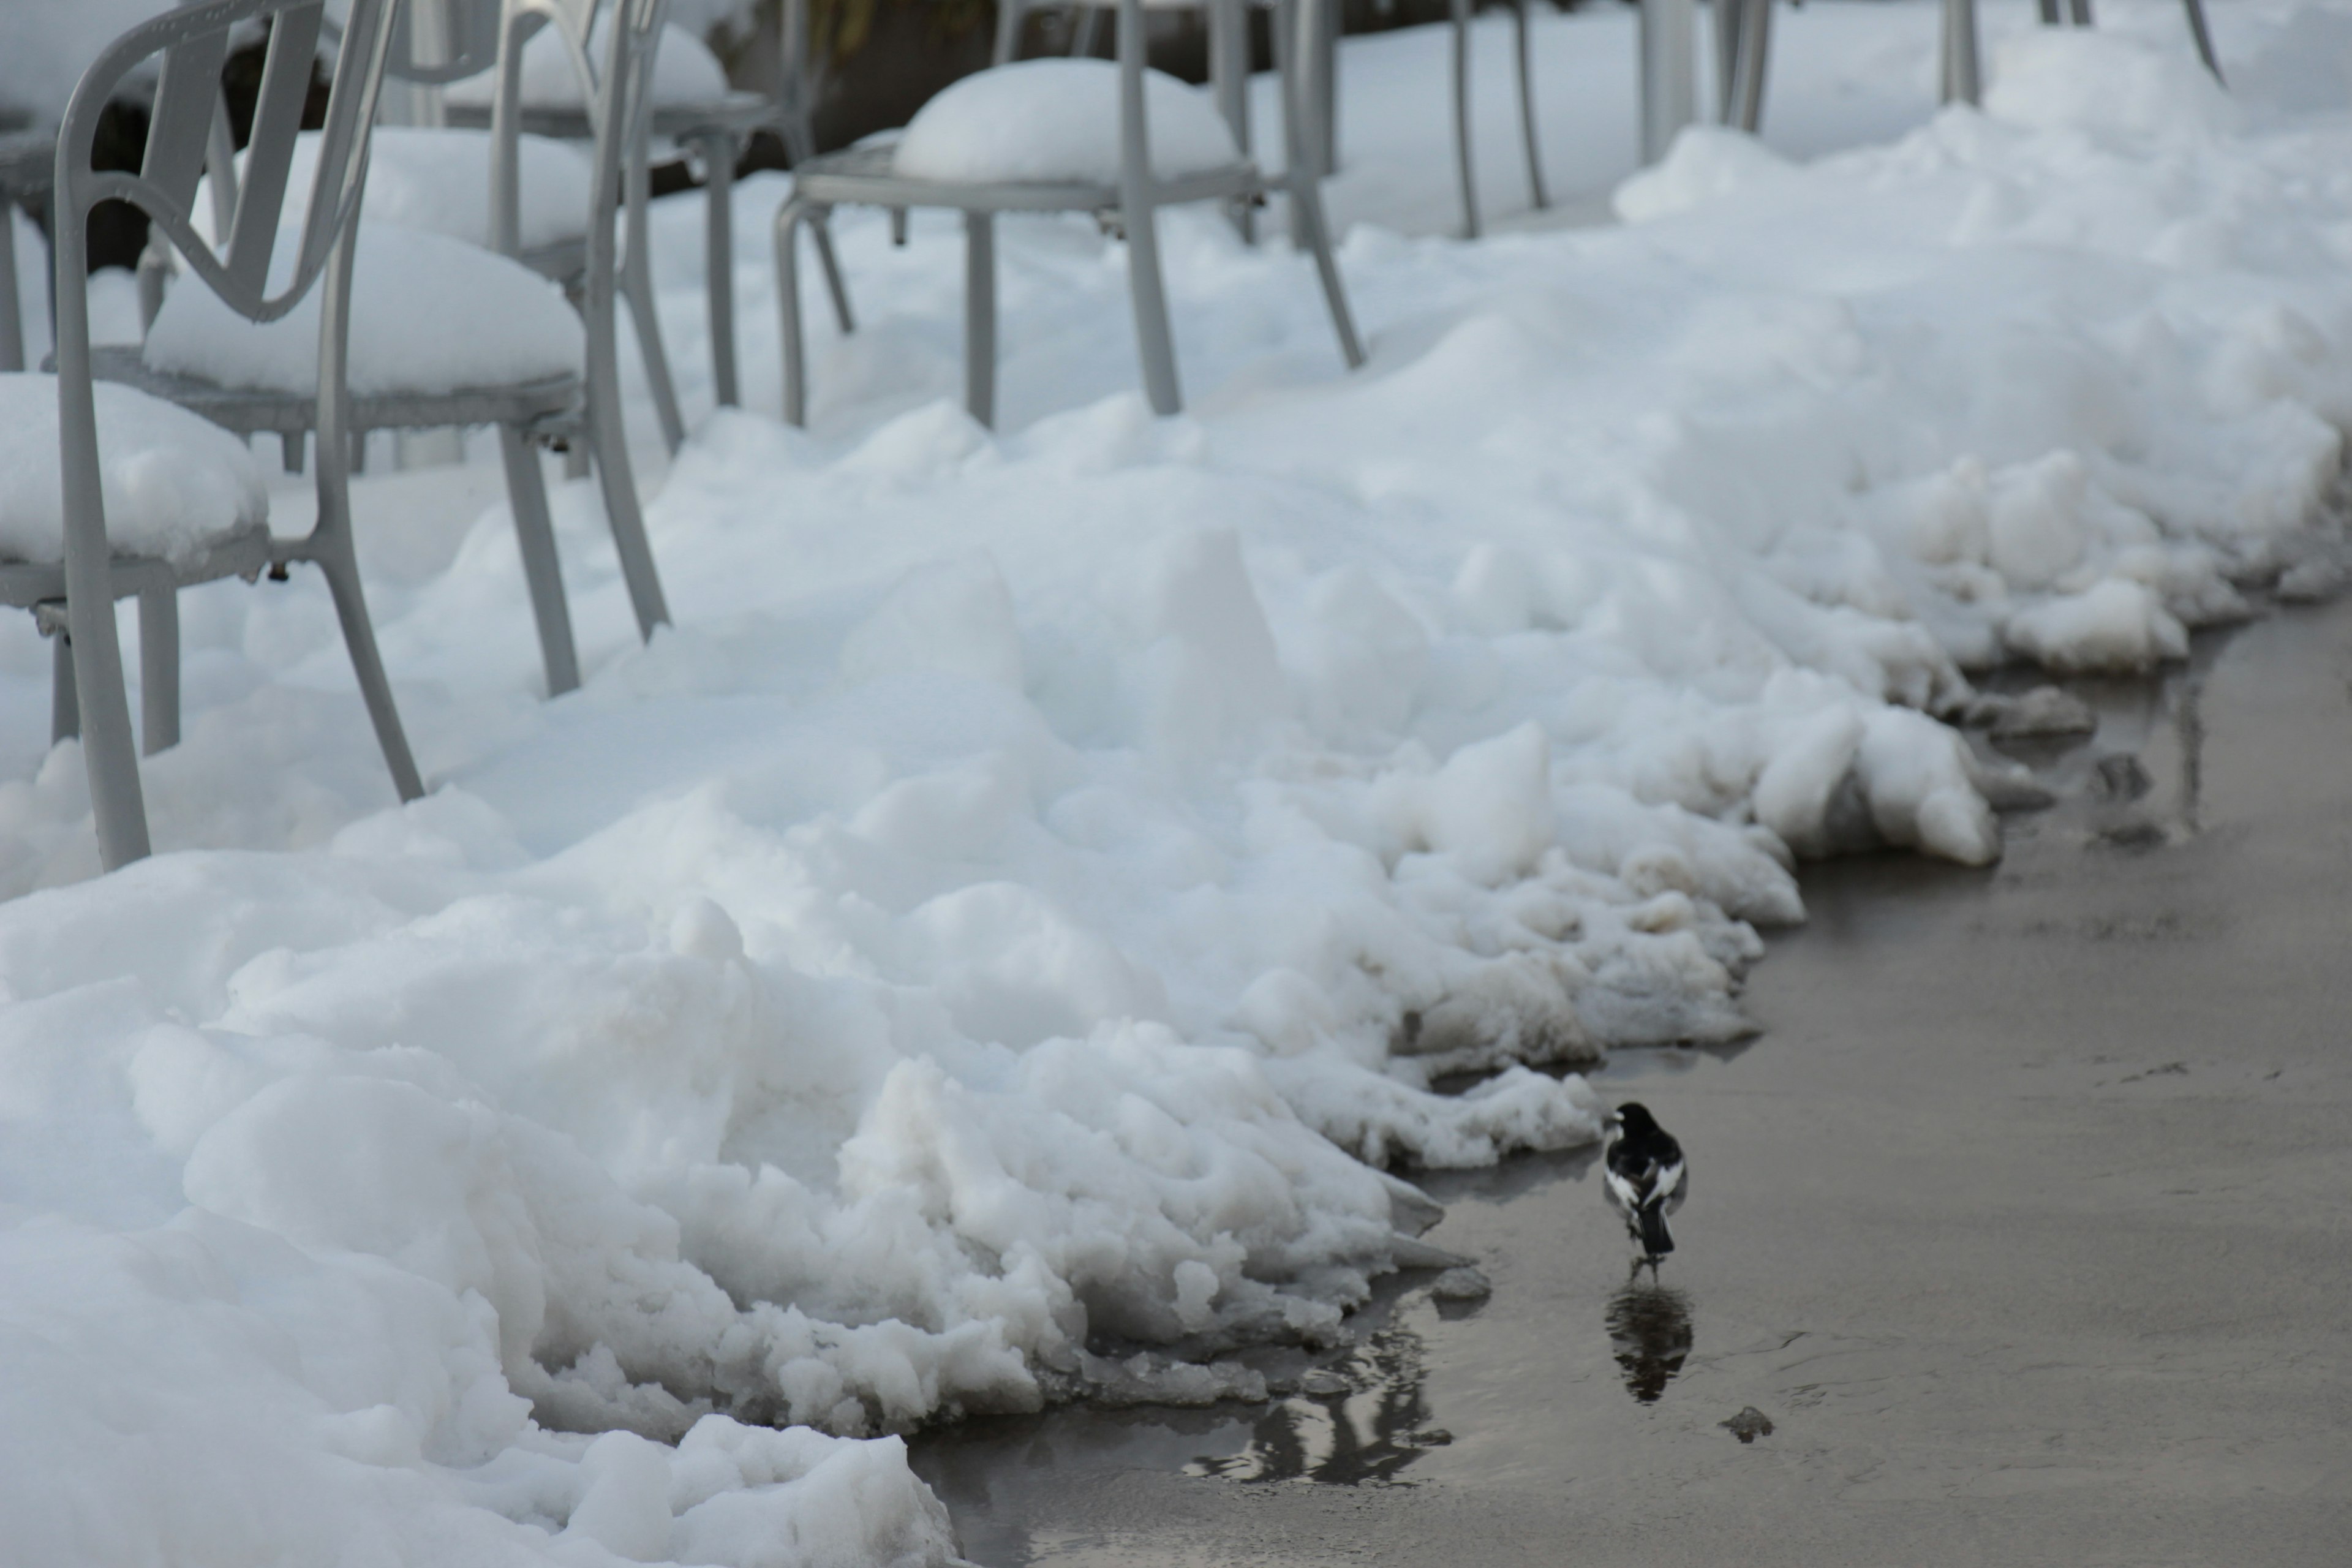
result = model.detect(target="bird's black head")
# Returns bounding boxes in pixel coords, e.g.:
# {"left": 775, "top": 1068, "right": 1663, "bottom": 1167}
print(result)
{"left": 1611, "top": 1102, "right": 1661, "bottom": 1136}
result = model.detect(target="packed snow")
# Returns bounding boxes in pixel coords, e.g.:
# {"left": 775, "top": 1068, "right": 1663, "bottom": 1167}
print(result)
{"left": 6, "top": 2, "right": 2352, "bottom": 1564}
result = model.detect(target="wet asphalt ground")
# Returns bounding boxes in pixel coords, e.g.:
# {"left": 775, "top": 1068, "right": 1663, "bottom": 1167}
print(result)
{"left": 910, "top": 592, "right": 2352, "bottom": 1566}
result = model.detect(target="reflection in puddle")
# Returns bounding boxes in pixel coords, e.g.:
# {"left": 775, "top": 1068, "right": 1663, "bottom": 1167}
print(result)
{"left": 1185, "top": 1322, "right": 1444, "bottom": 1486}
{"left": 1607, "top": 1278, "right": 1694, "bottom": 1404}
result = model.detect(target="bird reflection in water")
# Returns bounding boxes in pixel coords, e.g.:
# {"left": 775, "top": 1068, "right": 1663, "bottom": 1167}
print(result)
{"left": 1187, "top": 1324, "right": 1442, "bottom": 1485}
{"left": 1607, "top": 1272, "right": 1694, "bottom": 1404}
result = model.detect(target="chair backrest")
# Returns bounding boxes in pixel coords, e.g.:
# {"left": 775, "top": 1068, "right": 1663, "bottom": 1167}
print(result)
{"left": 55, "top": 0, "right": 402, "bottom": 336}
{"left": 486, "top": 0, "right": 665, "bottom": 258}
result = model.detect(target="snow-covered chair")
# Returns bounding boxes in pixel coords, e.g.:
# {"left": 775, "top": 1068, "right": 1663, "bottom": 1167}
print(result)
{"left": 772, "top": 0, "right": 1363, "bottom": 429}
{"left": 439, "top": 0, "right": 848, "bottom": 435}
{"left": 112, "top": 0, "right": 676, "bottom": 705}
{"left": 17, "top": 0, "right": 421, "bottom": 872}
{"left": 994, "top": 0, "right": 1545, "bottom": 240}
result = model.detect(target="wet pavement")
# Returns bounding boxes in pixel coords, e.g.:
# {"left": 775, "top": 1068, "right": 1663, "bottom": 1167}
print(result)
{"left": 911, "top": 595, "right": 2352, "bottom": 1566}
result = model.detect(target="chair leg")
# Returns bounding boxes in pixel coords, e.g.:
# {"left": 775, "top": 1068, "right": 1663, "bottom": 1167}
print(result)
{"left": 312, "top": 541, "right": 425, "bottom": 802}
{"left": 993, "top": 0, "right": 1027, "bottom": 63}
{"left": 775, "top": 197, "right": 817, "bottom": 428}
{"left": 700, "top": 131, "right": 740, "bottom": 409}
{"left": 0, "top": 206, "right": 22, "bottom": 374}
{"left": 1728, "top": 0, "right": 1770, "bottom": 133}
{"left": 1287, "top": 151, "right": 1366, "bottom": 369}
{"left": 1275, "top": 0, "right": 1363, "bottom": 371}
{"left": 1941, "top": 0, "right": 1981, "bottom": 107}
{"left": 2036, "top": 0, "right": 2059, "bottom": 22}
{"left": 1513, "top": 0, "right": 1549, "bottom": 211}
{"left": 1713, "top": 0, "right": 1741, "bottom": 123}
{"left": 812, "top": 213, "right": 855, "bottom": 334}
{"left": 50, "top": 628, "right": 78, "bottom": 745}
{"left": 2067, "top": 0, "right": 2092, "bottom": 23}
{"left": 137, "top": 587, "right": 179, "bottom": 755}
{"left": 63, "top": 580, "right": 151, "bottom": 868}
{"left": 1210, "top": 0, "right": 1254, "bottom": 242}
{"left": 586, "top": 367, "right": 673, "bottom": 642}
{"left": 1449, "top": 0, "right": 1480, "bottom": 239}
{"left": 964, "top": 209, "right": 997, "bottom": 429}
{"left": 2183, "top": 0, "right": 2222, "bottom": 81}
{"left": 497, "top": 424, "right": 581, "bottom": 696}
{"left": 1124, "top": 202, "right": 1182, "bottom": 417}
{"left": 623, "top": 169, "right": 688, "bottom": 454}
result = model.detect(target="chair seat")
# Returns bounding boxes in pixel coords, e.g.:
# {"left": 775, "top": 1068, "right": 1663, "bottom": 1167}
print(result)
{"left": 0, "top": 372, "right": 268, "bottom": 575}
{"left": 892, "top": 59, "right": 1242, "bottom": 186}
{"left": 85, "top": 348, "right": 579, "bottom": 439}
{"left": 442, "top": 21, "right": 729, "bottom": 113}
{"left": 197, "top": 128, "right": 592, "bottom": 253}
{"left": 445, "top": 90, "right": 774, "bottom": 146}
{"left": 143, "top": 225, "right": 584, "bottom": 400}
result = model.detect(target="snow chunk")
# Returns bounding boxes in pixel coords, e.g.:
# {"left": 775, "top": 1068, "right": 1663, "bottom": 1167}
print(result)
{"left": 894, "top": 59, "right": 1241, "bottom": 185}
{"left": 2006, "top": 578, "right": 2188, "bottom": 672}
{"left": 1613, "top": 126, "right": 1795, "bottom": 223}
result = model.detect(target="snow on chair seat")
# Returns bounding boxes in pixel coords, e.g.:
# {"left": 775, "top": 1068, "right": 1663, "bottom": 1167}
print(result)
{"left": 892, "top": 58, "right": 1243, "bottom": 186}
{"left": 195, "top": 129, "right": 595, "bottom": 255}
{"left": 0, "top": 374, "right": 267, "bottom": 568}
{"left": 443, "top": 20, "right": 729, "bottom": 110}
{"left": 144, "top": 225, "right": 584, "bottom": 398}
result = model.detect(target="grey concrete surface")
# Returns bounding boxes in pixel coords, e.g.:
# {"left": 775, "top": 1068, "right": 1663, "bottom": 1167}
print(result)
{"left": 911, "top": 594, "right": 2352, "bottom": 1566}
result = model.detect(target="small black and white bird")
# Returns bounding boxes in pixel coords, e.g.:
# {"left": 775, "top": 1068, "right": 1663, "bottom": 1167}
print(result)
{"left": 1604, "top": 1102, "right": 1688, "bottom": 1266}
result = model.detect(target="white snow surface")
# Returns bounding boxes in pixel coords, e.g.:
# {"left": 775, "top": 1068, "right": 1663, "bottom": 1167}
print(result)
{"left": 0, "top": 372, "right": 267, "bottom": 564}
{"left": 442, "top": 20, "right": 734, "bottom": 112}
{"left": 192, "top": 128, "right": 595, "bottom": 254}
{"left": 143, "top": 224, "right": 582, "bottom": 396}
{"left": 893, "top": 59, "right": 1244, "bottom": 184}
{"left": 7, "top": 3, "right": 2352, "bottom": 1563}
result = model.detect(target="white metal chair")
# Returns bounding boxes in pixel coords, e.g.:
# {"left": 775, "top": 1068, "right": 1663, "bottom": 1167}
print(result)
{"left": 18, "top": 0, "right": 417, "bottom": 872}
{"left": 114, "top": 0, "right": 674, "bottom": 706}
{"left": 772, "top": 0, "right": 1362, "bottom": 430}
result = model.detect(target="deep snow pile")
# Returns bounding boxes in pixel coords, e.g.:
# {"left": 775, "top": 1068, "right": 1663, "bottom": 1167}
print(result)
{"left": 7, "top": 3, "right": 2352, "bottom": 1563}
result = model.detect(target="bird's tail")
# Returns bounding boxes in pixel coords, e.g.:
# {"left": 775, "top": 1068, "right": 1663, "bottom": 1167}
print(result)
{"left": 1638, "top": 1204, "right": 1675, "bottom": 1259}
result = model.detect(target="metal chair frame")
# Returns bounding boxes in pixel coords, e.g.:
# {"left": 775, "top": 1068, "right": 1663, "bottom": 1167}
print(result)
{"left": 772, "top": 0, "right": 1363, "bottom": 431}
{"left": 108, "top": 0, "right": 673, "bottom": 714}
{"left": 39, "top": 0, "right": 415, "bottom": 871}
